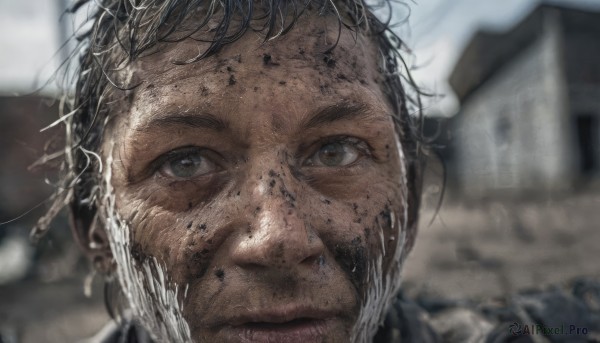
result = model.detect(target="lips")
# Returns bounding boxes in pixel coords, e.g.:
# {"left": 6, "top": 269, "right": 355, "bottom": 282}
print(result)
{"left": 221, "top": 306, "right": 336, "bottom": 343}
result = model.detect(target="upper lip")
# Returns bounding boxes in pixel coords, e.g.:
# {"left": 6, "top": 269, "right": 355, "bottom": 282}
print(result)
{"left": 226, "top": 305, "right": 337, "bottom": 326}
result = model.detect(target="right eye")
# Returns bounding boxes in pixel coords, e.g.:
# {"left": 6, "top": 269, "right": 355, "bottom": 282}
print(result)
{"left": 158, "top": 149, "right": 219, "bottom": 179}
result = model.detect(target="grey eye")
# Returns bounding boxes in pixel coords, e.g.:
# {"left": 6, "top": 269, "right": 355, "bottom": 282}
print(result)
{"left": 160, "top": 152, "right": 217, "bottom": 178}
{"left": 308, "top": 142, "right": 360, "bottom": 167}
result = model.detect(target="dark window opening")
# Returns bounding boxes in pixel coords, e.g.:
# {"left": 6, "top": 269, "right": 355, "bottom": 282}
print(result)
{"left": 495, "top": 115, "right": 511, "bottom": 145}
{"left": 576, "top": 114, "right": 598, "bottom": 174}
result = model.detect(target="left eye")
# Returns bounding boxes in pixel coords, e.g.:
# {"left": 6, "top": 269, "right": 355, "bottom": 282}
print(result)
{"left": 305, "top": 142, "right": 360, "bottom": 167}
{"left": 159, "top": 151, "right": 218, "bottom": 179}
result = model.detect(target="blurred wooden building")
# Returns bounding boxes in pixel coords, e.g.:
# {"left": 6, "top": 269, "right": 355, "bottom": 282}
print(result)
{"left": 445, "top": 3, "right": 600, "bottom": 198}
{"left": 0, "top": 95, "right": 57, "bottom": 220}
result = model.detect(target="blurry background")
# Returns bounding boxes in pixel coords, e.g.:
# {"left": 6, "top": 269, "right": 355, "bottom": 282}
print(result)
{"left": 0, "top": 0, "right": 599, "bottom": 341}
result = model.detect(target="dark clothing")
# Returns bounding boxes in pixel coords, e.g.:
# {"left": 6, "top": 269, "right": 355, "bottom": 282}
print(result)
{"left": 86, "top": 278, "right": 600, "bottom": 343}
{"left": 82, "top": 320, "right": 152, "bottom": 343}
{"left": 375, "top": 277, "right": 600, "bottom": 343}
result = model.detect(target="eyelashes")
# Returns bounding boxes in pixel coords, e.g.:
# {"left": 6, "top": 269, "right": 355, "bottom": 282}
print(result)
{"left": 150, "top": 146, "right": 223, "bottom": 180}
{"left": 152, "top": 136, "right": 372, "bottom": 180}
{"left": 159, "top": 149, "right": 219, "bottom": 179}
{"left": 303, "top": 136, "right": 370, "bottom": 168}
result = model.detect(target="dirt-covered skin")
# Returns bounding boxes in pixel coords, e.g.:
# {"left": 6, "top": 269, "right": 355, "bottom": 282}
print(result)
{"left": 100, "top": 13, "right": 413, "bottom": 343}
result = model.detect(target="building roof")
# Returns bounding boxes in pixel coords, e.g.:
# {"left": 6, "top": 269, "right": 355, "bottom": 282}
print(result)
{"left": 448, "top": 3, "right": 600, "bottom": 102}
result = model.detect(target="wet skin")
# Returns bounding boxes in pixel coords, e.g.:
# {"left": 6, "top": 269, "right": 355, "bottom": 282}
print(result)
{"left": 102, "top": 14, "right": 410, "bottom": 343}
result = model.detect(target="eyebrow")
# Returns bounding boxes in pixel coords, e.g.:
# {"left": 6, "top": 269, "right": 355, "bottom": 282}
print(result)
{"left": 136, "top": 112, "right": 229, "bottom": 132}
{"left": 301, "top": 101, "right": 378, "bottom": 130}
{"left": 135, "top": 101, "right": 380, "bottom": 134}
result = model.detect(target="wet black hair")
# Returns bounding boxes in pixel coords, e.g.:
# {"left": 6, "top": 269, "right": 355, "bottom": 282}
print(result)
{"left": 33, "top": 0, "right": 426, "bottom": 244}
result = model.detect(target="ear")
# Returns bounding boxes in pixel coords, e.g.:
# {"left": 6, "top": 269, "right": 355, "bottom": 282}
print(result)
{"left": 69, "top": 201, "right": 114, "bottom": 275}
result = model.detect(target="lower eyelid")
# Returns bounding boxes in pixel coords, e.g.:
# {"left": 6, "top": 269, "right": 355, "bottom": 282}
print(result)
{"left": 162, "top": 160, "right": 218, "bottom": 178}
{"left": 155, "top": 170, "right": 220, "bottom": 185}
{"left": 152, "top": 147, "right": 223, "bottom": 174}
{"left": 303, "top": 139, "right": 369, "bottom": 166}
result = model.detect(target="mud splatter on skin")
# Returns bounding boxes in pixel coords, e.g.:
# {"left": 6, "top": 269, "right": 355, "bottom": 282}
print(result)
{"left": 323, "top": 54, "right": 336, "bottom": 68}
{"left": 131, "top": 242, "right": 150, "bottom": 263}
{"left": 214, "top": 268, "right": 225, "bottom": 281}
{"left": 190, "top": 250, "right": 211, "bottom": 279}
{"left": 263, "top": 53, "right": 271, "bottom": 64}
{"left": 102, "top": 144, "right": 192, "bottom": 342}
{"left": 334, "top": 236, "right": 368, "bottom": 293}
{"left": 99, "top": 14, "right": 413, "bottom": 343}
{"left": 228, "top": 74, "right": 236, "bottom": 85}
{"left": 350, "top": 135, "right": 410, "bottom": 343}
{"left": 279, "top": 186, "right": 296, "bottom": 205}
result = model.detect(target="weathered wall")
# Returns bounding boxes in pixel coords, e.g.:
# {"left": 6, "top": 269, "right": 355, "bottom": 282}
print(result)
{"left": 454, "top": 11, "right": 576, "bottom": 198}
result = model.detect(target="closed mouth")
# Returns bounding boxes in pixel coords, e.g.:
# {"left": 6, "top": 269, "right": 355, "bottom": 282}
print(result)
{"left": 214, "top": 305, "right": 337, "bottom": 342}
{"left": 241, "top": 317, "right": 325, "bottom": 330}
{"left": 235, "top": 317, "right": 329, "bottom": 343}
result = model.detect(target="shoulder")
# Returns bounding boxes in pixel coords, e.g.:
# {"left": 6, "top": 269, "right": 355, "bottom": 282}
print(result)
{"left": 376, "top": 277, "right": 600, "bottom": 343}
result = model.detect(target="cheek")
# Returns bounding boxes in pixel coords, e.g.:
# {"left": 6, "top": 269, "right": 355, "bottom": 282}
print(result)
{"left": 321, "top": 183, "right": 407, "bottom": 298}
{"left": 120, "top": 200, "right": 207, "bottom": 281}
{"left": 125, "top": 200, "right": 248, "bottom": 293}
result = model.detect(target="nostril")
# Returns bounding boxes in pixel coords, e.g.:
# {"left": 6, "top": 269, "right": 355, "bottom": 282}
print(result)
{"left": 300, "top": 254, "right": 324, "bottom": 267}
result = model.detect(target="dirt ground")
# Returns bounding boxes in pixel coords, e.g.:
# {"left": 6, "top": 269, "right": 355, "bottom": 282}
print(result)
{"left": 403, "top": 188, "right": 600, "bottom": 301}
{"left": 1, "top": 189, "right": 599, "bottom": 342}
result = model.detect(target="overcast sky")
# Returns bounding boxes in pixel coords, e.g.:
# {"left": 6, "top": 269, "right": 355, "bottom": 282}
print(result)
{"left": 1, "top": 0, "right": 600, "bottom": 114}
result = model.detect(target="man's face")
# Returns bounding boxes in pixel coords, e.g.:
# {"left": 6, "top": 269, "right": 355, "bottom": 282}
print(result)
{"left": 101, "top": 14, "right": 410, "bottom": 343}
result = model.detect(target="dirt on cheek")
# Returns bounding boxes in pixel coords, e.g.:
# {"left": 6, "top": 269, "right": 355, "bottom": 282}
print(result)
{"left": 214, "top": 268, "right": 225, "bottom": 281}
{"left": 189, "top": 248, "right": 211, "bottom": 280}
{"left": 180, "top": 223, "right": 213, "bottom": 280}
{"left": 333, "top": 236, "right": 368, "bottom": 296}
{"left": 131, "top": 242, "right": 150, "bottom": 264}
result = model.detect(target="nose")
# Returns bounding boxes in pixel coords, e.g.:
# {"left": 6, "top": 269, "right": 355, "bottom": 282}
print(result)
{"left": 231, "top": 180, "right": 325, "bottom": 269}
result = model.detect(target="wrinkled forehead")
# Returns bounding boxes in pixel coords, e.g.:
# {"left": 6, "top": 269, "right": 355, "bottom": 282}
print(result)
{"left": 127, "top": 13, "right": 383, "bottom": 93}
{"left": 102, "top": 12, "right": 395, "bottom": 147}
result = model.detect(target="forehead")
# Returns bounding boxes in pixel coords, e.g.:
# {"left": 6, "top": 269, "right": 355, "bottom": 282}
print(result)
{"left": 113, "top": 14, "right": 392, "bottom": 139}
{"left": 133, "top": 14, "right": 378, "bottom": 83}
